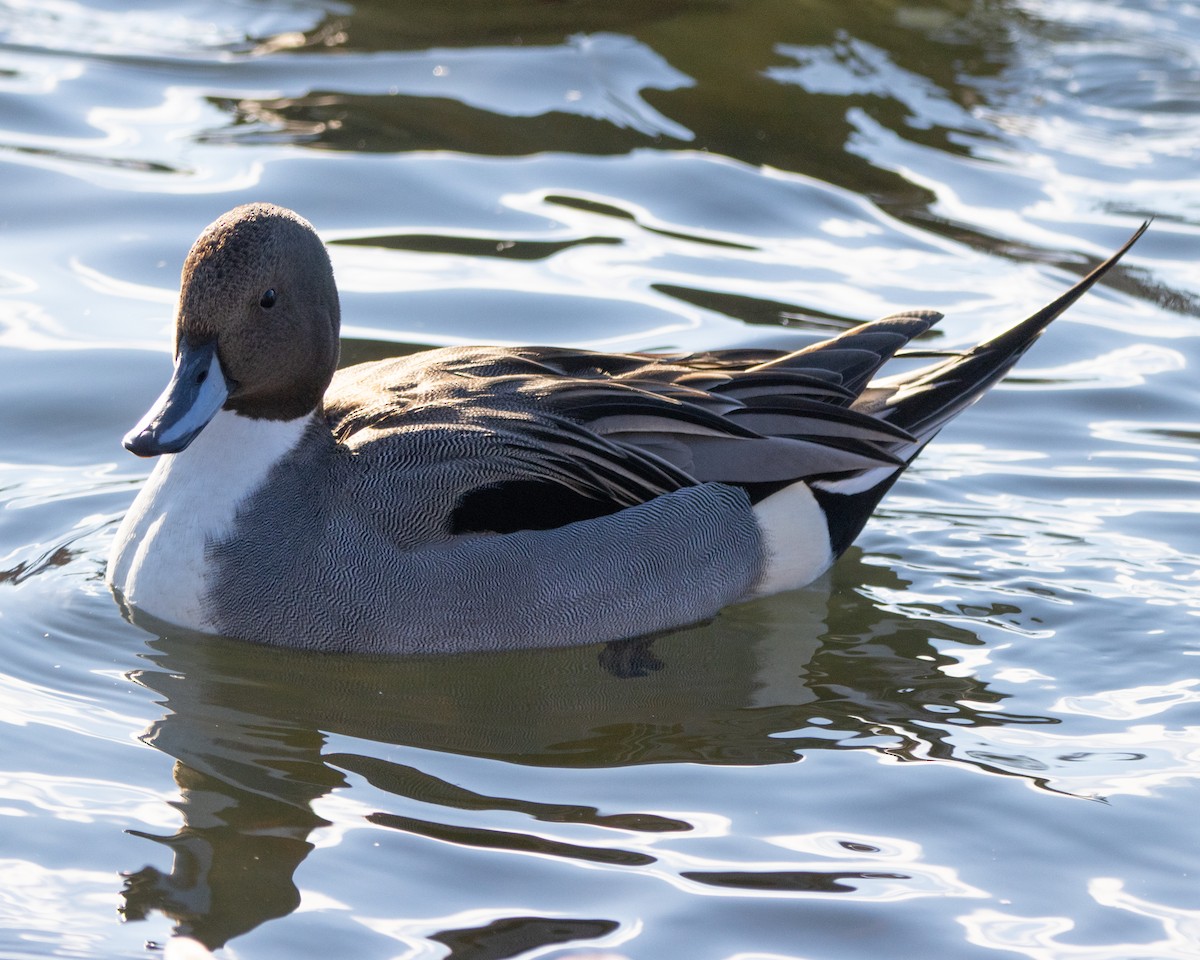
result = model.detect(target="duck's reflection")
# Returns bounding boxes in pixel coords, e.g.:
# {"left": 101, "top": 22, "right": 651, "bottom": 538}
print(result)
{"left": 120, "top": 551, "right": 1049, "bottom": 952}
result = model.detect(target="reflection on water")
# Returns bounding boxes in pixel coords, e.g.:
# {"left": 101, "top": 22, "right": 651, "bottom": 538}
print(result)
{"left": 962, "top": 878, "right": 1200, "bottom": 960}
{"left": 119, "top": 555, "right": 1065, "bottom": 949}
{"left": 210, "top": 33, "right": 695, "bottom": 151}
{"left": 130, "top": 557, "right": 1023, "bottom": 769}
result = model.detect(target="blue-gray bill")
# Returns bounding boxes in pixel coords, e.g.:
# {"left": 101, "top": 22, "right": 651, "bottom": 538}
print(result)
{"left": 123, "top": 339, "right": 234, "bottom": 457}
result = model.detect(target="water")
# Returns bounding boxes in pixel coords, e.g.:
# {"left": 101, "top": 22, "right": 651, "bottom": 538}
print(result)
{"left": 2, "top": 0, "right": 1200, "bottom": 957}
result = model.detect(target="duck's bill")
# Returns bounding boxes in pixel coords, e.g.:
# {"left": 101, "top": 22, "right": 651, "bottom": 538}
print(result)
{"left": 123, "top": 340, "right": 231, "bottom": 457}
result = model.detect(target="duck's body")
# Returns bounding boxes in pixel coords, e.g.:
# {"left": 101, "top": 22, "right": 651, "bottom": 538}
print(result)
{"left": 107, "top": 205, "right": 1145, "bottom": 653}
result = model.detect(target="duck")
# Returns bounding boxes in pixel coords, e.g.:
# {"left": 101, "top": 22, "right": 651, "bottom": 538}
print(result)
{"left": 106, "top": 204, "right": 1146, "bottom": 653}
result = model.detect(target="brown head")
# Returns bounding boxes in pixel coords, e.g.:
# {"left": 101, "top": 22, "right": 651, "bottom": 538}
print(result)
{"left": 177, "top": 204, "right": 341, "bottom": 420}
{"left": 123, "top": 205, "right": 341, "bottom": 456}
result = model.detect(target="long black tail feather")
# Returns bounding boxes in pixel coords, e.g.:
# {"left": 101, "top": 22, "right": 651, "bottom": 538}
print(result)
{"left": 814, "top": 222, "right": 1149, "bottom": 557}
{"left": 864, "top": 222, "right": 1150, "bottom": 441}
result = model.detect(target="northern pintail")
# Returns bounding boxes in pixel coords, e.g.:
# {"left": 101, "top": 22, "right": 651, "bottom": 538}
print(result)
{"left": 107, "top": 205, "right": 1146, "bottom": 653}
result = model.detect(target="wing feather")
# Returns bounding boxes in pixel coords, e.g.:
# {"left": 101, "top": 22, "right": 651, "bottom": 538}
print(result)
{"left": 327, "top": 310, "right": 945, "bottom": 533}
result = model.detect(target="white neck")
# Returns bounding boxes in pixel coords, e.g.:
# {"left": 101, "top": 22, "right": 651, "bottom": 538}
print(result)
{"left": 107, "top": 411, "right": 313, "bottom": 631}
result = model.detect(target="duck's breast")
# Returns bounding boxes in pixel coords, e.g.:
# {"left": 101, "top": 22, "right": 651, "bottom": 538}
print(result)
{"left": 107, "top": 411, "right": 317, "bottom": 631}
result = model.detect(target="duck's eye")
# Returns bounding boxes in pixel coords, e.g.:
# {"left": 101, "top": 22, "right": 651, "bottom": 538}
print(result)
{"left": 260, "top": 288, "right": 277, "bottom": 309}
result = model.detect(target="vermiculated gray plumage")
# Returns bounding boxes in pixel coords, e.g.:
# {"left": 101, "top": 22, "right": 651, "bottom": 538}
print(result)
{"left": 107, "top": 204, "right": 1148, "bottom": 653}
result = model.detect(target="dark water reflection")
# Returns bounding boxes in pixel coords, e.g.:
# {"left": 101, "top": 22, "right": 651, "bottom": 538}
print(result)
{"left": 210, "top": 0, "right": 984, "bottom": 208}
{"left": 121, "top": 555, "right": 1055, "bottom": 949}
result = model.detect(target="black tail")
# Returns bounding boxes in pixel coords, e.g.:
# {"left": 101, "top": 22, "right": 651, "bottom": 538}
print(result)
{"left": 864, "top": 222, "right": 1150, "bottom": 440}
{"left": 814, "top": 222, "right": 1149, "bottom": 556}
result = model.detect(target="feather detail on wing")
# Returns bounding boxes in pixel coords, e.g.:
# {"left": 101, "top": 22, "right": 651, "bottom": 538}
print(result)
{"left": 323, "top": 224, "right": 1146, "bottom": 545}
{"left": 325, "top": 319, "right": 944, "bottom": 535}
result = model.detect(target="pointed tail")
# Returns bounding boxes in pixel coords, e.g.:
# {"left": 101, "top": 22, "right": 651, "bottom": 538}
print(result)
{"left": 862, "top": 221, "right": 1149, "bottom": 440}
{"left": 814, "top": 222, "right": 1149, "bottom": 556}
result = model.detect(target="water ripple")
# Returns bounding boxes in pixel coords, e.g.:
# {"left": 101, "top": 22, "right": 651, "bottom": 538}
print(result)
{"left": 961, "top": 878, "right": 1200, "bottom": 959}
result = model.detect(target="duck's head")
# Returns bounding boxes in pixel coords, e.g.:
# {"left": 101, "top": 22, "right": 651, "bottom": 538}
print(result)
{"left": 124, "top": 203, "right": 341, "bottom": 457}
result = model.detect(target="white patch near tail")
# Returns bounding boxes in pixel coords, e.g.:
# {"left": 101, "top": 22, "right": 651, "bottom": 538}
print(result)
{"left": 750, "top": 480, "right": 834, "bottom": 598}
{"left": 812, "top": 464, "right": 900, "bottom": 496}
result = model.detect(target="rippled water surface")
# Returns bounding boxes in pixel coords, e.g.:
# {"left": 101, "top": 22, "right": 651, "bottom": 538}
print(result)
{"left": 2, "top": 1, "right": 1200, "bottom": 958}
